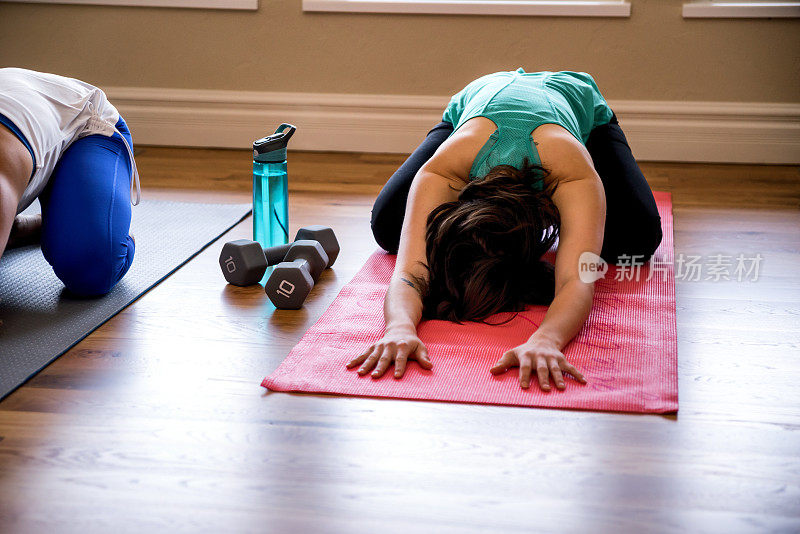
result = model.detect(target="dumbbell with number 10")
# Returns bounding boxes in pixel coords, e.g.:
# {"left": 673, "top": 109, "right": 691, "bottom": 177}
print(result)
{"left": 219, "top": 225, "right": 339, "bottom": 309}
{"left": 264, "top": 240, "right": 329, "bottom": 309}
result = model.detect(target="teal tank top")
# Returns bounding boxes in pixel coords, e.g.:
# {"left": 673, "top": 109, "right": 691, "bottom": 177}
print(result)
{"left": 442, "top": 68, "right": 614, "bottom": 189}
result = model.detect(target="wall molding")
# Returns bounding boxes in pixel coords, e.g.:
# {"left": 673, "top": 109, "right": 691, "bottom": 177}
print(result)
{"left": 105, "top": 86, "right": 800, "bottom": 164}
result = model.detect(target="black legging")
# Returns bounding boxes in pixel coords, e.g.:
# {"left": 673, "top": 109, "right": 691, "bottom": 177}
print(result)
{"left": 370, "top": 114, "right": 663, "bottom": 265}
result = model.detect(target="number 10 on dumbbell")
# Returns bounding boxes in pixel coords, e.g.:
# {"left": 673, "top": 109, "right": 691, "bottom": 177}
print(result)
{"left": 219, "top": 226, "right": 339, "bottom": 309}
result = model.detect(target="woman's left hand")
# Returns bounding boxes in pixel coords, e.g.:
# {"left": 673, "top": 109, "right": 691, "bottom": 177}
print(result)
{"left": 489, "top": 338, "right": 587, "bottom": 391}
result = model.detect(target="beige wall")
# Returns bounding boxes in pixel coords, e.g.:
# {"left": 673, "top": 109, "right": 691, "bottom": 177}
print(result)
{"left": 1, "top": 0, "right": 798, "bottom": 103}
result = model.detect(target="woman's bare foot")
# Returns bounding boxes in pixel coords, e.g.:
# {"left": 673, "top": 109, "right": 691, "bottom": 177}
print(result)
{"left": 6, "top": 213, "right": 42, "bottom": 248}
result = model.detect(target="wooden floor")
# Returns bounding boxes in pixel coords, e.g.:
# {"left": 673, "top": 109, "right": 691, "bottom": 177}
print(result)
{"left": 1, "top": 147, "right": 799, "bottom": 533}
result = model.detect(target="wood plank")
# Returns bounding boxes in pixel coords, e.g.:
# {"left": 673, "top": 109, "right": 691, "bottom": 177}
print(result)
{"left": 1, "top": 149, "right": 799, "bottom": 533}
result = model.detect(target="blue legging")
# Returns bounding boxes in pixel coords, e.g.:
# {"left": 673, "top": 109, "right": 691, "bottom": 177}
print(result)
{"left": 36, "top": 117, "right": 135, "bottom": 297}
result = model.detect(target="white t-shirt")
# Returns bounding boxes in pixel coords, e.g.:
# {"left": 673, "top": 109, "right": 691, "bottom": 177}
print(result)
{"left": 0, "top": 68, "right": 140, "bottom": 214}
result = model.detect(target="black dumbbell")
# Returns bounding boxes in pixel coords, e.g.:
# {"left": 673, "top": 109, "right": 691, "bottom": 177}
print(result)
{"left": 264, "top": 240, "right": 330, "bottom": 309}
{"left": 219, "top": 225, "right": 339, "bottom": 286}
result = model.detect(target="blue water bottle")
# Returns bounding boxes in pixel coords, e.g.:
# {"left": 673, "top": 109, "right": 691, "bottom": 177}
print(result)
{"left": 252, "top": 124, "right": 295, "bottom": 265}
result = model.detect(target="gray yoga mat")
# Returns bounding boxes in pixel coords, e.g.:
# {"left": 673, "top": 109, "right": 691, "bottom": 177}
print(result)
{"left": 0, "top": 200, "right": 251, "bottom": 400}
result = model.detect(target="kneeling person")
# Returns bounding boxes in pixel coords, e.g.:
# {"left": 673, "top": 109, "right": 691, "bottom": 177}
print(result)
{"left": 0, "top": 67, "right": 140, "bottom": 296}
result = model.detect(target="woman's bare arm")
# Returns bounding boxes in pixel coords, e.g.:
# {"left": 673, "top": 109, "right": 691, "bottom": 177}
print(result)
{"left": 384, "top": 171, "right": 462, "bottom": 331}
{"left": 389, "top": 117, "right": 498, "bottom": 331}
{"left": 0, "top": 125, "right": 34, "bottom": 258}
{"left": 347, "top": 124, "right": 488, "bottom": 378}
{"left": 533, "top": 173, "right": 605, "bottom": 348}
{"left": 346, "top": 171, "right": 463, "bottom": 378}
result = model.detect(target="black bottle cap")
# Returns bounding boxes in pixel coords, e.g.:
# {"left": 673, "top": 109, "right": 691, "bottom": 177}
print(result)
{"left": 253, "top": 124, "right": 296, "bottom": 163}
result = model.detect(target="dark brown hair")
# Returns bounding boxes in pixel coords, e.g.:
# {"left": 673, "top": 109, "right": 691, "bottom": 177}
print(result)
{"left": 410, "top": 161, "right": 560, "bottom": 324}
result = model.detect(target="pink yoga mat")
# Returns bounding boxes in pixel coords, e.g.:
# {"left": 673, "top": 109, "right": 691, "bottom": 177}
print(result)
{"left": 263, "top": 191, "right": 677, "bottom": 413}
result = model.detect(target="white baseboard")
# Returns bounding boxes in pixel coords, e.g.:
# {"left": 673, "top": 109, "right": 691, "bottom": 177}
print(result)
{"left": 105, "top": 86, "right": 800, "bottom": 164}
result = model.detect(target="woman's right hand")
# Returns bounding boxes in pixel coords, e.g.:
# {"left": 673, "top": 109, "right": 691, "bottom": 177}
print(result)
{"left": 346, "top": 328, "right": 432, "bottom": 379}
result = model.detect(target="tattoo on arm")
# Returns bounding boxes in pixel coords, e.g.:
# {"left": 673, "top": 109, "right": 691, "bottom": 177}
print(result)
{"left": 399, "top": 277, "right": 416, "bottom": 290}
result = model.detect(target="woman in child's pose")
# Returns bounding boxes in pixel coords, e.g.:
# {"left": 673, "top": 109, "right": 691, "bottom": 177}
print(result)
{"left": 0, "top": 68, "right": 139, "bottom": 296}
{"left": 347, "top": 69, "right": 662, "bottom": 391}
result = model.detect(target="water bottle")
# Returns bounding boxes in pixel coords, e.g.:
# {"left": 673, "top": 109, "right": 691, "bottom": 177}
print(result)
{"left": 252, "top": 124, "right": 296, "bottom": 261}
